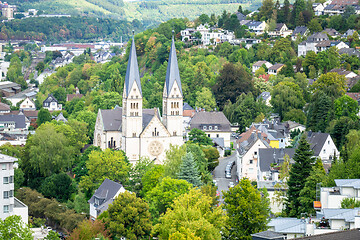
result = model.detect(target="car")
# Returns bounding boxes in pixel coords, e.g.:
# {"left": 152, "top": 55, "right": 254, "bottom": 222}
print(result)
{"left": 225, "top": 172, "right": 231, "bottom": 179}
{"left": 228, "top": 182, "right": 235, "bottom": 188}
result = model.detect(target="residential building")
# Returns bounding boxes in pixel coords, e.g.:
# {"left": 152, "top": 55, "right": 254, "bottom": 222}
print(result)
{"left": 252, "top": 61, "right": 273, "bottom": 73}
{"left": 338, "top": 48, "right": 360, "bottom": 58}
{"left": 88, "top": 178, "right": 125, "bottom": 220}
{"left": 236, "top": 12, "right": 246, "bottom": 21}
{"left": 293, "top": 229, "right": 360, "bottom": 240}
{"left": 5, "top": 87, "right": 38, "bottom": 106}
{"left": 315, "top": 40, "right": 348, "bottom": 52}
{"left": 298, "top": 32, "right": 329, "bottom": 56}
{"left": 269, "top": 23, "right": 292, "bottom": 37}
{"left": 55, "top": 112, "right": 67, "bottom": 123}
{"left": 5, "top": 110, "right": 38, "bottom": 127}
{"left": 245, "top": 21, "right": 267, "bottom": 35}
{"left": 313, "top": 3, "right": 325, "bottom": 16}
{"left": 0, "top": 115, "right": 28, "bottom": 132}
{"left": 0, "top": 153, "right": 28, "bottom": 224}
{"left": 183, "top": 102, "right": 195, "bottom": 134}
{"left": 19, "top": 97, "right": 36, "bottom": 111}
{"left": 93, "top": 38, "right": 184, "bottom": 163}
{"left": 291, "top": 26, "right": 310, "bottom": 41}
{"left": 251, "top": 230, "right": 285, "bottom": 240}
{"left": 342, "top": 29, "right": 357, "bottom": 38}
{"left": 35, "top": 69, "right": 56, "bottom": 85}
{"left": 0, "top": 102, "right": 10, "bottom": 115}
{"left": 307, "top": 131, "right": 339, "bottom": 165}
{"left": 268, "top": 64, "right": 285, "bottom": 75}
{"left": 0, "top": 81, "right": 21, "bottom": 98}
{"left": 321, "top": 179, "right": 360, "bottom": 209}
{"left": 258, "top": 92, "right": 271, "bottom": 107}
{"left": 323, "top": 28, "right": 340, "bottom": 37}
{"left": 190, "top": 111, "right": 231, "bottom": 148}
{"left": 231, "top": 38, "right": 261, "bottom": 49}
{"left": 180, "top": 24, "right": 234, "bottom": 45}
{"left": 317, "top": 208, "right": 360, "bottom": 230}
{"left": 42, "top": 94, "right": 62, "bottom": 111}
{"left": 93, "top": 51, "right": 115, "bottom": 63}
{"left": 268, "top": 218, "right": 314, "bottom": 239}
{"left": 1, "top": 4, "right": 16, "bottom": 19}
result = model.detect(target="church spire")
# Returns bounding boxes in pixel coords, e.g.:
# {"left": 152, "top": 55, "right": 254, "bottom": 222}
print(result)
{"left": 164, "top": 36, "right": 182, "bottom": 97}
{"left": 124, "top": 37, "right": 142, "bottom": 98}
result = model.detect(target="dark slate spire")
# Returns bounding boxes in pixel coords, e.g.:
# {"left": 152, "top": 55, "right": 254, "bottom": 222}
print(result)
{"left": 124, "top": 37, "right": 142, "bottom": 97}
{"left": 165, "top": 37, "right": 182, "bottom": 97}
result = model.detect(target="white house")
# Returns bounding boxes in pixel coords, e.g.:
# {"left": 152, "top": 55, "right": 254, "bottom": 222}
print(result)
{"left": 268, "top": 218, "right": 314, "bottom": 239}
{"left": 313, "top": 3, "right": 325, "bottom": 15}
{"left": 268, "top": 64, "right": 285, "bottom": 75}
{"left": 298, "top": 32, "right": 329, "bottom": 56}
{"left": 0, "top": 153, "right": 28, "bottom": 224}
{"left": 252, "top": 61, "right": 273, "bottom": 73}
{"left": 307, "top": 131, "right": 340, "bottom": 165}
{"left": 88, "top": 178, "right": 125, "bottom": 220}
{"left": 19, "top": 97, "right": 36, "bottom": 111}
{"left": 321, "top": 179, "right": 360, "bottom": 209}
{"left": 291, "top": 26, "right": 310, "bottom": 41}
{"left": 42, "top": 94, "right": 62, "bottom": 111}
{"left": 315, "top": 40, "right": 349, "bottom": 52}
{"left": 245, "top": 21, "right": 267, "bottom": 35}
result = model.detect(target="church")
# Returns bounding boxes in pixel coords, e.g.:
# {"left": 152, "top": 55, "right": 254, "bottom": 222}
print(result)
{"left": 93, "top": 37, "right": 184, "bottom": 164}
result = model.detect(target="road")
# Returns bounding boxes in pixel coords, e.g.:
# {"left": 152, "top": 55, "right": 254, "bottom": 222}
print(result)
{"left": 213, "top": 151, "right": 237, "bottom": 203}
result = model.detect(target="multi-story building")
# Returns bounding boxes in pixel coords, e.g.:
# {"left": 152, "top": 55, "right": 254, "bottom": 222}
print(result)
{"left": 0, "top": 153, "right": 28, "bottom": 224}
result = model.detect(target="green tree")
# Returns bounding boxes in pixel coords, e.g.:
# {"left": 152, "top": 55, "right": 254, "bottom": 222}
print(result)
{"left": 307, "top": 18, "right": 322, "bottom": 33}
{"left": 44, "top": 231, "right": 60, "bottom": 240}
{"left": 283, "top": 109, "right": 307, "bottom": 124}
{"left": 129, "top": 157, "right": 154, "bottom": 197}
{"left": 163, "top": 144, "right": 187, "bottom": 179}
{"left": 0, "top": 215, "right": 33, "bottom": 240}
{"left": 341, "top": 198, "right": 360, "bottom": 209}
{"left": 39, "top": 172, "right": 76, "bottom": 202}
{"left": 37, "top": 108, "right": 52, "bottom": 126}
{"left": 177, "top": 152, "right": 202, "bottom": 187}
{"left": 274, "top": 154, "right": 291, "bottom": 209}
{"left": 306, "top": 91, "right": 334, "bottom": 132}
{"left": 312, "top": 72, "right": 346, "bottom": 99}
{"left": 187, "top": 128, "right": 213, "bottom": 146}
{"left": 223, "top": 178, "right": 270, "bottom": 239}
{"left": 141, "top": 165, "right": 164, "bottom": 197}
{"left": 327, "top": 116, "right": 360, "bottom": 150}
{"left": 35, "top": 61, "right": 45, "bottom": 73}
{"left": 79, "top": 149, "right": 130, "bottom": 197}
{"left": 105, "top": 191, "right": 152, "bottom": 240}
{"left": 260, "top": 0, "right": 275, "bottom": 20}
{"left": 202, "top": 146, "right": 220, "bottom": 171}
{"left": 334, "top": 95, "right": 359, "bottom": 120}
{"left": 286, "top": 134, "right": 314, "bottom": 217}
{"left": 68, "top": 219, "right": 111, "bottom": 240}
{"left": 195, "top": 87, "right": 217, "bottom": 111}
{"left": 316, "top": 47, "right": 341, "bottom": 74}
{"left": 145, "top": 177, "right": 192, "bottom": 221}
{"left": 153, "top": 189, "right": 227, "bottom": 240}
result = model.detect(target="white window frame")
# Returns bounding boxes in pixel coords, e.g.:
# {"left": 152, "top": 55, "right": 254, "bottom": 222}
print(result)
{"left": 3, "top": 205, "right": 9, "bottom": 213}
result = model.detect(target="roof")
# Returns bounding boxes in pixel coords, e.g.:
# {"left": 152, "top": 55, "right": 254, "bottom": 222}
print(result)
{"left": 323, "top": 28, "right": 339, "bottom": 36}
{"left": 124, "top": 38, "right": 142, "bottom": 97}
{"left": 275, "top": 23, "right": 286, "bottom": 31}
{"left": 253, "top": 61, "right": 270, "bottom": 67}
{"left": 292, "top": 26, "right": 308, "bottom": 36}
{"left": 43, "top": 94, "right": 58, "bottom": 104}
{"left": 0, "top": 153, "right": 17, "bottom": 163}
{"left": 236, "top": 12, "right": 246, "bottom": 21}
{"left": 55, "top": 112, "right": 67, "bottom": 123}
{"left": 246, "top": 21, "right": 263, "bottom": 27}
{"left": 258, "top": 92, "right": 271, "bottom": 101}
{"left": 259, "top": 148, "right": 296, "bottom": 172}
{"left": 269, "top": 218, "right": 306, "bottom": 234}
{"left": 330, "top": 0, "right": 358, "bottom": 5}
{"left": 213, "top": 138, "right": 225, "bottom": 149}
{"left": 294, "top": 228, "right": 360, "bottom": 240}
{"left": 0, "top": 102, "right": 10, "bottom": 111}
{"left": 329, "top": 68, "right": 355, "bottom": 77}
{"left": 307, "top": 132, "right": 331, "bottom": 156}
{"left": 268, "top": 64, "right": 284, "bottom": 71}
{"left": 251, "top": 230, "right": 284, "bottom": 239}
{"left": 183, "top": 102, "right": 193, "bottom": 111}
{"left": 335, "top": 179, "right": 360, "bottom": 189}
{"left": 88, "top": 178, "right": 123, "bottom": 208}
{"left": 165, "top": 38, "right": 182, "bottom": 97}
{"left": 320, "top": 208, "right": 360, "bottom": 222}
{"left": 5, "top": 110, "right": 38, "bottom": 119}
{"left": 6, "top": 88, "right": 38, "bottom": 100}
{"left": 0, "top": 114, "right": 26, "bottom": 129}
{"left": 338, "top": 48, "right": 360, "bottom": 57}
{"left": 307, "top": 32, "right": 329, "bottom": 43}
{"left": 66, "top": 93, "right": 84, "bottom": 102}
{"left": 190, "top": 112, "right": 231, "bottom": 132}
{"left": 346, "top": 92, "right": 360, "bottom": 101}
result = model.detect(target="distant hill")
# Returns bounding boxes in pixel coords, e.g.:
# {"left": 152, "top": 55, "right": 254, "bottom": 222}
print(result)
{"left": 7, "top": 0, "right": 260, "bottom": 27}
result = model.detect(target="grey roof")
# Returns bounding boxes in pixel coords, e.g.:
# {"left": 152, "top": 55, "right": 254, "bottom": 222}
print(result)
{"left": 335, "top": 179, "right": 360, "bottom": 189}
{"left": 0, "top": 153, "right": 17, "bottom": 163}
{"left": 338, "top": 48, "right": 360, "bottom": 57}
{"left": 43, "top": 94, "right": 58, "bottom": 105}
{"left": 307, "top": 32, "right": 329, "bottom": 43}
{"left": 0, "top": 114, "right": 26, "bottom": 129}
{"left": 0, "top": 102, "right": 10, "bottom": 111}
{"left": 294, "top": 228, "right": 360, "bottom": 240}
{"left": 319, "top": 208, "right": 360, "bottom": 222}
{"left": 307, "top": 132, "right": 331, "bottom": 156}
{"left": 6, "top": 88, "right": 38, "bottom": 100}
{"left": 259, "top": 148, "right": 295, "bottom": 172}
{"left": 165, "top": 38, "right": 182, "bottom": 96}
{"left": 55, "top": 112, "right": 67, "bottom": 123}
{"left": 236, "top": 12, "right": 246, "bottom": 21}
{"left": 142, "top": 108, "right": 159, "bottom": 129}
{"left": 251, "top": 230, "right": 284, "bottom": 239}
{"left": 258, "top": 91, "right": 271, "bottom": 101}
{"left": 190, "top": 112, "right": 231, "bottom": 132}
{"left": 342, "top": 29, "right": 356, "bottom": 38}
{"left": 275, "top": 23, "right": 286, "bottom": 31}
{"left": 88, "top": 178, "right": 123, "bottom": 209}
{"left": 124, "top": 38, "right": 142, "bottom": 97}
{"left": 246, "top": 21, "right": 262, "bottom": 27}
{"left": 253, "top": 60, "right": 270, "bottom": 67}
{"left": 183, "top": 102, "right": 193, "bottom": 110}
{"left": 212, "top": 137, "right": 224, "bottom": 149}
{"left": 268, "top": 64, "right": 284, "bottom": 71}
{"left": 268, "top": 218, "right": 306, "bottom": 234}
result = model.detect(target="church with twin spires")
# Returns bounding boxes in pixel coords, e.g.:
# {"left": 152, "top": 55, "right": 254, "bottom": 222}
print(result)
{"left": 93, "top": 37, "right": 184, "bottom": 164}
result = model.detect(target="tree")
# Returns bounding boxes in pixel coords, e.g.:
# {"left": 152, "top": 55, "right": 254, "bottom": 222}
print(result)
{"left": 274, "top": 154, "right": 291, "bottom": 209}
{"left": 283, "top": 109, "right": 306, "bottom": 124}
{"left": 286, "top": 134, "right": 314, "bottom": 217}
{"left": 68, "top": 219, "right": 111, "bottom": 240}
{"left": 312, "top": 72, "right": 346, "bottom": 99}
{"left": 145, "top": 177, "right": 192, "bottom": 220}
{"left": 306, "top": 91, "right": 334, "bottom": 132}
{"left": 341, "top": 198, "right": 360, "bottom": 209}
{"left": 79, "top": 149, "right": 130, "bottom": 197}
{"left": 44, "top": 231, "right": 60, "bottom": 240}
{"left": 141, "top": 165, "right": 164, "bottom": 196}
{"left": 177, "top": 152, "right": 202, "bottom": 187}
{"left": 0, "top": 215, "right": 33, "bottom": 240}
{"left": 202, "top": 146, "right": 220, "bottom": 171}
{"left": 153, "top": 189, "right": 227, "bottom": 240}
{"left": 129, "top": 157, "right": 154, "bottom": 197}
{"left": 37, "top": 108, "right": 52, "bottom": 126}
{"left": 279, "top": 61, "right": 295, "bottom": 77}
{"left": 308, "top": 18, "right": 322, "bottom": 33}
{"left": 35, "top": 61, "right": 45, "bottom": 73}
{"left": 39, "top": 172, "right": 76, "bottom": 202}
{"left": 260, "top": 0, "right": 275, "bottom": 20}
{"left": 213, "top": 63, "right": 254, "bottom": 109}
{"left": 334, "top": 95, "right": 359, "bottom": 120}
{"left": 195, "top": 87, "right": 217, "bottom": 111}
{"left": 223, "top": 178, "right": 270, "bottom": 239}
{"left": 316, "top": 48, "right": 341, "bottom": 74}
{"left": 104, "top": 191, "right": 152, "bottom": 240}
{"left": 187, "top": 128, "right": 213, "bottom": 146}
{"left": 163, "top": 145, "right": 187, "bottom": 179}
{"left": 271, "top": 81, "right": 305, "bottom": 120}
{"left": 328, "top": 116, "right": 360, "bottom": 150}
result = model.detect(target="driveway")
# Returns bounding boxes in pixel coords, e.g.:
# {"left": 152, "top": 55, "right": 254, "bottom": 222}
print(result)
{"left": 213, "top": 152, "right": 237, "bottom": 203}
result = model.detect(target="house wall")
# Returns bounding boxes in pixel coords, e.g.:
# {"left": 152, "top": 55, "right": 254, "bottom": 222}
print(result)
{"left": 0, "top": 161, "right": 14, "bottom": 220}
{"left": 330, "top": 219, "right": 346, "bottom": 230}
{"left": 205, "top": 131, "right": 231, "bottom": 148}
{"left": 269, "top": 140, "right": 279, "bottom": 148}
{"left": 268, "top": 190, "right": 284, "bottom": 214}
{"left": 317, "top": 135, "right": 339, "bottom": 162}
{"left": 13, "top": 198, "right": 28, "bottom": 225}
{"left": 89, "top": 203, "right": 97, "bottom": 220}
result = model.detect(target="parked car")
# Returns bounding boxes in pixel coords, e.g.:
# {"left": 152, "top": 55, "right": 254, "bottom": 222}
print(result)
{"left": 228, "top": 182, "right": 235, "bottom": 188}
{"left": 225, "top": 172, "right": 231, "bottom": 179}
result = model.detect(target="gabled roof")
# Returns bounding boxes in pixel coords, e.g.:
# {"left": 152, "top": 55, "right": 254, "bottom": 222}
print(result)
{"left": 253, "top": 60, "right": 271, "bottom": 67}
{"left": 307, "top": 132, "right": 331, "bottom": 156}
{"left": 88, "top": 178, "right": 123, "bottom": 207}
{"left": 338, "top": 48, "right": 360, "bottom": 57}
{"left": 292, "top": 26, "right": 308, "bottom": 36}
{"left": 335, "top": 179, "right": 360, "bottom": 189}
{"left": 294, "top": 228, "right": 360, "bottom": 240}
{"left": 251, "top": 230, "right": 284, "bottom": 239}
{"left": 246, "top": 21, "right": 263, "bottom": 27}
{"left": 165, "top": 38, "right": 182, "bottom": 97}
{"left": 55, "top": 112, "right": 67, "bottom": 123}
{"left": 275, "top": 23, "right": 286, "bottom": 31}
{"left": 43, "top": 94, "right": 58, "bottom": 104}
{"left": 269, "top": 218, "right": 306, "bottom": 234}
{"left": 183, "top": 102, "right": 193, "bottom": 111}
{"left": 268, "top": 64, "right": 284, "bottom": 71}
{"left": 320, "top": 208, "right": 360, "bottom": 222}
{"left": 236, "top": 12, "right": 246, "bottom": 21}
{"left": 190, "top": 112, "right": 231, "bottom": 131}
{"left": 0, "top": 114, "right": 26, "bottom": 129}
{"left": 259, "top": 148, "right": 296, "bottom": 172}
{"left": 0, "top": 102, "right": 10, "bottom": 111}
{"left": 66, "top": 93, "right": 84, "bottom": 102}
{"left": 100, "top": 107, "right": 122, "bottom": 131}
{"left": 124, "top": 38, "right": 142, "bottom": 97}
{"left": 258, "top": 91, "right": 271, "bottom": 101}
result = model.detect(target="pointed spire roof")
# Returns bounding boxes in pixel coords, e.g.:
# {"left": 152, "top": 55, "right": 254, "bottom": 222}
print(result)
{"left": 124, "top": 38, "right": 142, "bottom": 97}
{"left": 165, "top": 38, "right": 182, "bottom": 96}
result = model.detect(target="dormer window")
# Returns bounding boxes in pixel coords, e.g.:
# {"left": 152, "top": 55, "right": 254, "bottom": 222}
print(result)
{"left": 203, "top": 126, "right": 207, "bottom": 130}
{"left": 209, "top": 126, "right": 213, "bottom": 130}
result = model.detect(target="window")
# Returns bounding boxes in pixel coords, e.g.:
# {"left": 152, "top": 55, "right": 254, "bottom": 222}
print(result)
{"left": 132, "top": 133, "right": 136, "bottom": 137}
{"left": 215, "top": 126, "right": 218, "bottom": 130}
{"left": 173, "top": 131, "right": 177, "bottom": 136}
{"left": 2, "top": 164, "right": 6, "bottom": 170}
{"left": 9, "top": 176, "right": 13, "bottom": 183}
{"left": 254, "top": 151, "right": 257, "bottom": 156}
{"left": 3, "top": 205, "right": 9, "bottom": 213}
{"left": 328, "top": 140, "right": 330, "bottom": 145}
{"left": 3, "top": 177, "right": 8, "bottom": 184}
{"left": 203, "top": 126, "right": 207, "bottom": 130}
{"left": 209, "top": 126, "right": 212, "bottom": 130}
{"left": 250, "top": 160, "right": 253, "bottom": 164}
{"left": 208, "top": 134, "right": 211, "bottom": 137}
{"left": 281, "top": 139, "right": 284, "bottom": 143}
{"left": 9, "top": 190, "right": 13, "bottom": 197}
{"left": 3, "top": 191, "right": 8, "bottom": 199}
{"left": 323, "top": 149, "right": 326, "bottom": 153}
{"left": 216, "top": 134, "right": 219, "bottom": 138}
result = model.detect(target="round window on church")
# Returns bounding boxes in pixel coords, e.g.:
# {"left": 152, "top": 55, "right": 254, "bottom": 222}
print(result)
{"left": 148, "top": 141, "right": 164, "bottom": 156}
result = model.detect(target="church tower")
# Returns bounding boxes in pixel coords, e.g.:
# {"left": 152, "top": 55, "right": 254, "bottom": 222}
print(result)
{"left": 163, "top": 37, "right": 183, "bottom": 143}
{"left": 122, "top": 38, "right": 143, "bottom": 161}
